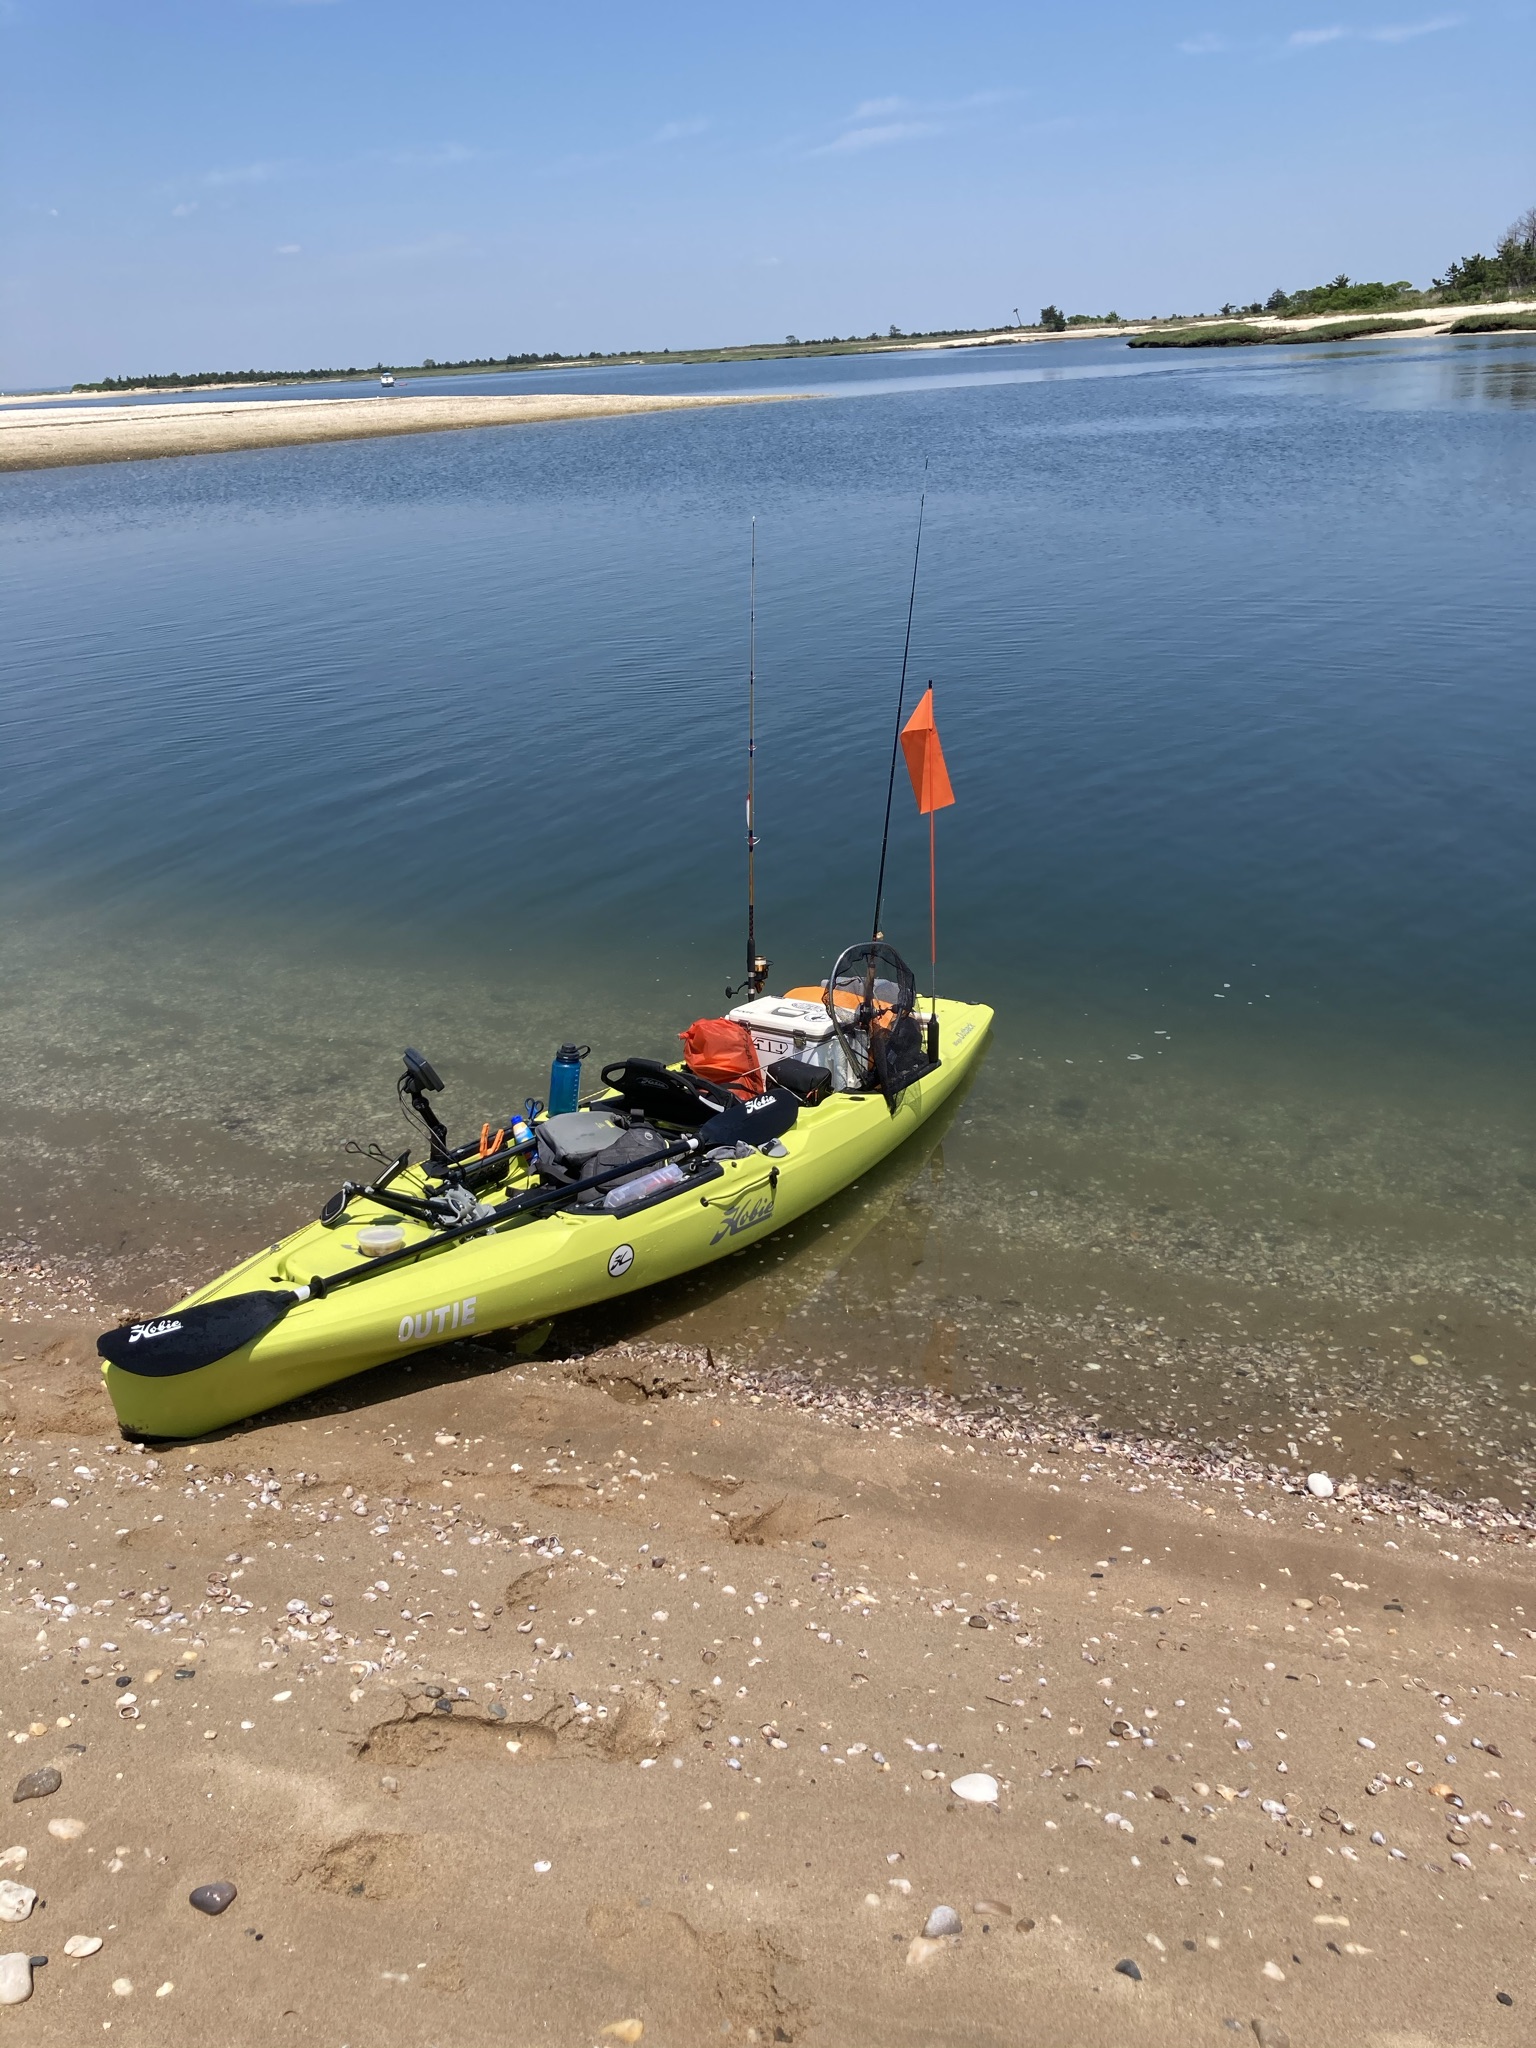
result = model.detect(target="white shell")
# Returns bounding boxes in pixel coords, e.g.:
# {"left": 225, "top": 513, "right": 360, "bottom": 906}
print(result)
{"left": 1306, "top": 1471, "right": 1335, "bottom": 1498}
{"left": 64, "top": 1935, "right": 104, "bottom": 1958}
{"left": 950, "top": 1772, "right": 1000, "bottom": 1805}
{"left": 48, "top": 1817, "right": 86, "bottom": 1842}
{"left": 923, "top": 1905, "right": 963, "bottom": 1938}
{"left": 0, "top": 1882, "right": 35, "bottom": 1925}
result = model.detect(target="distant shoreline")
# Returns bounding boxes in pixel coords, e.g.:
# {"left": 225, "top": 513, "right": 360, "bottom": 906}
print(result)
{"left": 7, "top": 297, "right": 1534, "bottom": 407}
{"left": 0, "top": 388, "right": 801, "bottom": 474}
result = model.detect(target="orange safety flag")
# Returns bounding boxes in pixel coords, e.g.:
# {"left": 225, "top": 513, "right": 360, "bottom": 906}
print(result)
{"left": 899, "top": 686, "right": 955, "bottom": 815}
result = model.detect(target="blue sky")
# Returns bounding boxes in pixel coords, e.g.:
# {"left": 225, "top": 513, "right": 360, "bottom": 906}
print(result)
{"left": 3, "top": 1, "right": 1534, "bottom": 385}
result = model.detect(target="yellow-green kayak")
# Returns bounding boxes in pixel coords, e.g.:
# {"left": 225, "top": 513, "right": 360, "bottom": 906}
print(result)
{"left": 100, "top": 991, "right": 992, "bottom": 1439}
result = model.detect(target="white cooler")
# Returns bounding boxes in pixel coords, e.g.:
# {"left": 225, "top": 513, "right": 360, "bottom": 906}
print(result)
{"left": 726, "top": 995, "right": 853, "bottom": 1092}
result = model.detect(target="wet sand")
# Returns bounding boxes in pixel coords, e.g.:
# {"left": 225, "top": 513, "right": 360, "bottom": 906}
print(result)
{"left": 0, "top": 1307, "right": 1531, "bottom": 2044}
{"left": 0, "top": 391, "right": 797, "bottom": 472}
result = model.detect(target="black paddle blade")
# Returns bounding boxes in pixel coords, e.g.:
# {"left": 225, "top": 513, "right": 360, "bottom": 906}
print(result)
{"left": 97, "top": 1290, "right": 302, "bottom": 1378}
{"left": 696, "top": 1084, "right": 800, "bottom": 1152}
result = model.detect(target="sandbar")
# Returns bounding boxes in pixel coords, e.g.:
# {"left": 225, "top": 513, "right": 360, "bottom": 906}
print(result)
{"left": 0, "top": 389, "right": 799, "bottom": 474}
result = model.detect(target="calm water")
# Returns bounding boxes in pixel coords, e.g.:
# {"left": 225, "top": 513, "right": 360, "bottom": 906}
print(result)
{"left": 5, "top": 332, "right": 1535, "bottom": 1496}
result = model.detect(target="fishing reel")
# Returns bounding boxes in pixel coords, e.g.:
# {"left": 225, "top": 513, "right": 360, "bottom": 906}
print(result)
{"left": 398, "top": 1046, "right": 450, "bottom": 1163}
{"left": 726, "top": 954, "right": 771, "bottom": 1003}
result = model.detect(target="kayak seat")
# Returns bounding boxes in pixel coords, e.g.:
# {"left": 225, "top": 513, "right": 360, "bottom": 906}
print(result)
{"left": 535, "top": 1109, "right": 627, "bottom": 1184}
{"left": 599, "top": 1058, "right": 730, "bottom": 1130}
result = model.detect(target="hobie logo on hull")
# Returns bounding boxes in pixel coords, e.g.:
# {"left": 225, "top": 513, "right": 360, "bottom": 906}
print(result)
{"left": 709, "top": 1182, "right": 777, "bottom": 1246}
{"left": 397, "top": 1297, "right": 477, "bottom": 1345}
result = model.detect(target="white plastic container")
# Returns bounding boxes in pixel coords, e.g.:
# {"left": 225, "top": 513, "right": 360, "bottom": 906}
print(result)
{"left": 726, "top": 995, "right": 850, "bottom": 1092}
{"left": 356, "top": 1224, "right": 408, "bottom": 1259}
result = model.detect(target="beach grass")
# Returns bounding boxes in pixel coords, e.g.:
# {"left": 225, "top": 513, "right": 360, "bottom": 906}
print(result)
{"left": 1448, "top": 309, "right": 1536, "bottom": 332}
{"left": 1127, "top": 322, "right": 1272, "bottom": 348}
{"left": 1130, "top": 315, "right": 1431, "bottom": 349}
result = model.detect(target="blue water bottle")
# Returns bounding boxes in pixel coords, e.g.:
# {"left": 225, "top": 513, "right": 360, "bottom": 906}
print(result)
{"left": 548, "top": 1042, "right": 589, "bottom": 1116}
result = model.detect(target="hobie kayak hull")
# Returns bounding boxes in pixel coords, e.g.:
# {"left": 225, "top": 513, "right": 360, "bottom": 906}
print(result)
{"left": 103, "top": 997, "right": 992, "bottom": 1437}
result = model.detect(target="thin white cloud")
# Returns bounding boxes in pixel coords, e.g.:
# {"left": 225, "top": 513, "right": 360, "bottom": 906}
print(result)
{"left": 275, "top": 243, "right": 301, "bottom": 254}
{"left": 851, "top": 96, "right": 908, "bottom": 118}
{"left": 652, "top": 117, "right": 710, "bottom": 143}
{"left": 369, "top": 142, "right": 489, "bottom": 171}
{"left": 1288, "top": 15, "right": 1461, "bottom": 47}
{"left": 1179, "top": 32, "right": 1228, "bottom": 54}
{"left": 1366, "top": 14, "right": 1461, "bottom": 40}
{"left": 813, "top": 120, "right": 943, "bottom": 156}
{"left": 205, "top": 159, "right": 296, "bottom": 187}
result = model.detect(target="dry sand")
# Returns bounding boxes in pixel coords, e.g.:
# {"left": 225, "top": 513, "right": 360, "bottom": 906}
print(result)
{"left": 0, "top": 391, "right": 797, "bottom": 474}
{"left": 0, "top": 1308, "right": 1531, "bottom": 2045}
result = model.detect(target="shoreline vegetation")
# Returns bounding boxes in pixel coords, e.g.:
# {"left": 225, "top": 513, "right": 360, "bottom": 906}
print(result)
{"left": 32, "top": 203, "right": 1534, "bottom": 400}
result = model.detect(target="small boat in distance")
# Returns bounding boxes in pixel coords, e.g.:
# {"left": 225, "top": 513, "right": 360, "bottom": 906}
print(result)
{"left": 379, "top": 373, "right": 396, "bottom": 388}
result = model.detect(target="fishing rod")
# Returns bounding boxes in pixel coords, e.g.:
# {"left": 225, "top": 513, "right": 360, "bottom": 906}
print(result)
{"left": 871, "top": 461, "right": 928, "bottom": 942}
{"left": 730, "top": 518, "right": 769, "bottom": 1001}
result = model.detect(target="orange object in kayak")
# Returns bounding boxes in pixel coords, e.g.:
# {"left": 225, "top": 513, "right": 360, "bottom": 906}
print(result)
{"left": 679, "top": 1017, "right": 764, "bottom": 1099}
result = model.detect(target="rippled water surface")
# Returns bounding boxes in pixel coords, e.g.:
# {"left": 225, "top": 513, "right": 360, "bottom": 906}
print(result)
{"left": 4, "top": 331, "right": 1534, "bottom": 1496}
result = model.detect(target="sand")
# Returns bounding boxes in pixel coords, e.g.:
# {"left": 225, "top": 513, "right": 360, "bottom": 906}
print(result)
{"left": 0, "top": 391, "right": 798, "bottom": 474}
{"left": 0, "top": 1306, "right": 1530, "bottom": 2045}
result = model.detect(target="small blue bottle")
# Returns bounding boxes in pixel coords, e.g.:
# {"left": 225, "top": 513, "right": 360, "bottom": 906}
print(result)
{"left": 548, "top": 1043, "right": 589, "bottom": 1116}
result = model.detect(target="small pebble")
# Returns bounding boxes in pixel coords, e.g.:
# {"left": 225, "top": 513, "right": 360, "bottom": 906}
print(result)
{"left": 63, "top": 1935, "right": 103, "bottom": 1959}
{"left": 189, "top": 1882, "right": 237, "bottom": 1916}
{"left": 0, "top": 1849, "right": 23, "bottom": 1872}
{"left": 1114, "top": 1958, "right": 1142, "bottom": 1981}
{"left": 598, "top": 2025, "right": 645, "bottom": 2045}
{"left": 1252, "top": 2023, "right": 1291, "bottom": 2048}
{"left": 111, "top": 1976, "right": 133, "bottom": 1996}
{"left": 1497, "top": 1991, "right": 1514, "bottom": 2006}
{"left": 0, "top": 1882, "right": 36, "bottom": 1925}
{"left": 47, "top": 1817, "right": 86, "bottom": 1842}
{"left": 923, "top": 1905, "right": 962, "bottom": 1938}
{"left": 1262, "top": 1960, "right": 1286, "bottom": 1982}
{"left": 949, "top": 1772, "right": 999, "bottom": 1805}
{"left": 12, "top": 1768, "right": 61, "bottom": 1804}
{"left": 1306, "top": 1472, "right": 1335, "bottom": 1499}
{"left": 1370, "top": 1831, "right": 1386, "bottom": 1847}
{"left": 0, "top": 1953, "right": 32, "bottom": 2006}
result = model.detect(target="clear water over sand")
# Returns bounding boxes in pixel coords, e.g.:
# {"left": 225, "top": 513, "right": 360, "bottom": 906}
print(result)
{"left": 4, "top": 332, "right": 1534, "bottom": 1497}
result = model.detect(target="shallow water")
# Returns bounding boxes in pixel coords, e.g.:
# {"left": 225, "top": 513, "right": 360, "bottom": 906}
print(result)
{"left": 4, "top": 331, "right": 1534, "bottom": 1498}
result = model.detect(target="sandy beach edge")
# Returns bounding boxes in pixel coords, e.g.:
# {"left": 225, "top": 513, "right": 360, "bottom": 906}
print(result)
{"left": 0, "top": 390, "right": 803, "bottom": 474}
{"left": 0, "top": 1309, "right": 1531, "bottom": 2044}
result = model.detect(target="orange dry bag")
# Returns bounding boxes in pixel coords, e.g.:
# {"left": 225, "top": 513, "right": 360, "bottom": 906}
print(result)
{"left": 679, "top": 1018, "right": 764, "bottom": 1100}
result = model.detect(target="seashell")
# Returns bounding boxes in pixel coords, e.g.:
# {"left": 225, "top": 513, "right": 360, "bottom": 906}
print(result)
{"left": 48, "top": 1818, "right": 85, "bottom": 1842}
{"left": 1306, "top": 1472, "right": 1335, "bottom": 1498}
{"left": 923, "top": 1905, "right": 962, "bottom": 1938}
{"left": 949, "top": 1772, "right": 1000, "bottom": 1805}
{"left": 0, "top": 1884, "right": 35, "bottom": 1925}
{"left": 64, "top": 1935, "right": 103, "bottom": 1958}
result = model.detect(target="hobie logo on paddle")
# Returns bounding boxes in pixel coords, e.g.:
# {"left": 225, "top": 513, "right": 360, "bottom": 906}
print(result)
{"left": 397, "top": 1296, "right": 477, "bottom": 1345}
{"left": 127, "top": 1317, "right": 183, "bottom": 1344}
{"left": 708, "top": 1180, "right": 777, "bottom": 1246}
